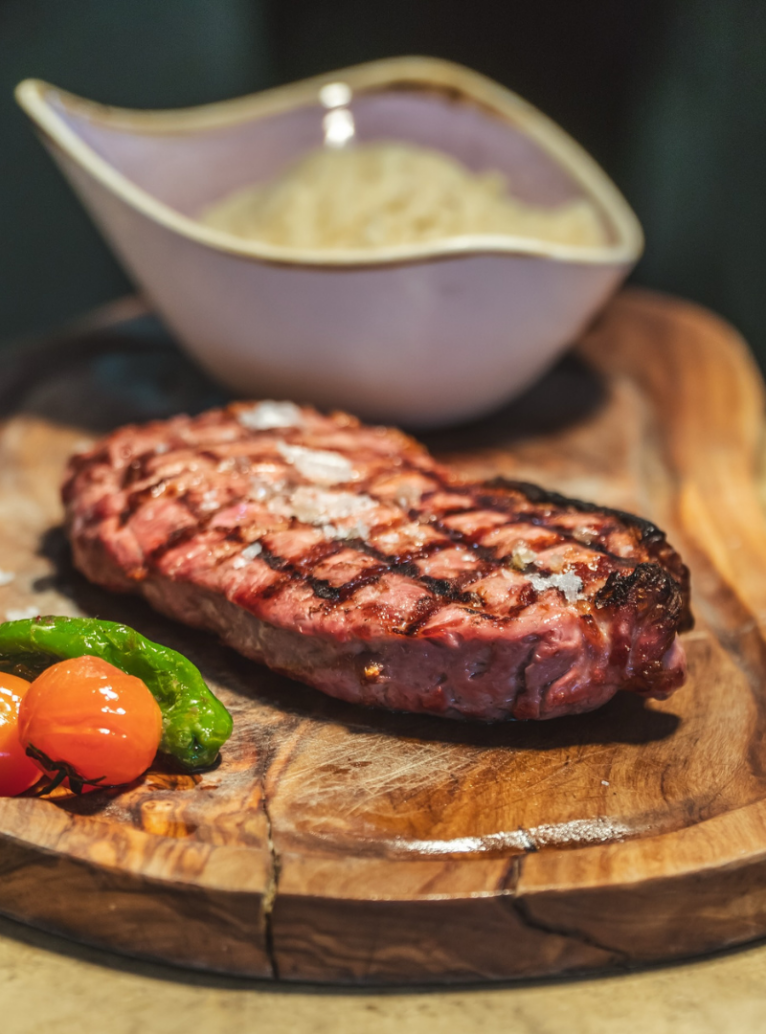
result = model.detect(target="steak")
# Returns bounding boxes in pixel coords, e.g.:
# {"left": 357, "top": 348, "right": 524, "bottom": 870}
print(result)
{"left": 62, "top": 401, "right": 691, "bottom": 721}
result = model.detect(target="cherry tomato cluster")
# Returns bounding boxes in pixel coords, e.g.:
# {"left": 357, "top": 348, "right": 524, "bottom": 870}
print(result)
{"left": 0, "top": 655, "right": 162, "bottom": 797}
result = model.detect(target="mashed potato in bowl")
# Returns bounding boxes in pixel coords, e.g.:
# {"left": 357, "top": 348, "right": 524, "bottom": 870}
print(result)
{"left": 200, "top": 142, "right": 606, "bottom": 251}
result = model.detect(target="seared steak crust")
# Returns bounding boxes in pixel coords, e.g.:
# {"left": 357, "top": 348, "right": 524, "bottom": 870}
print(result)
{"left": 62, "top": 402, "right": 691, "bottom": 720}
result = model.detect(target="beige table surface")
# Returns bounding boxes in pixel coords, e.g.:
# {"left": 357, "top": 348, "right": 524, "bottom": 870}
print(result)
{"left": 2, "top": 914, "right": 766, "bottom": 1034}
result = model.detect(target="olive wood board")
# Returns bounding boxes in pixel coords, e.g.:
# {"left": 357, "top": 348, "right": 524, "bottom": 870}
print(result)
{"left": 1, "top": 288, "right": 765, "bottom": 984}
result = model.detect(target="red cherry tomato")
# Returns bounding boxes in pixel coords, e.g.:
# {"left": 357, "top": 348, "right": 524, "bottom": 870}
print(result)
{"left": 19, "top": 655, "right": 163, "bottom": 790}
{"left": 0, "top": 673, "right": 41, "bottom": 796}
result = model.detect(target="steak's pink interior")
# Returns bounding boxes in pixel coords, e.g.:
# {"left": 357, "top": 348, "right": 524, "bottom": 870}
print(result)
{"left": 50, "top": 87, "right": 612, "bottom": 236}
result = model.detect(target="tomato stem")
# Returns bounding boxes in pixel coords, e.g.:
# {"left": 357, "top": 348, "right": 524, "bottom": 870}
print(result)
{"left": 25, "top": 743, "right": 113, "bottom": 796}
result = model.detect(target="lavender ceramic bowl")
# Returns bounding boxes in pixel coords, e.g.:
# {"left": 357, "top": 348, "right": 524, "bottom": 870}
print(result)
{"left": 16, "top": 57, "right": 642, "bottom": 428}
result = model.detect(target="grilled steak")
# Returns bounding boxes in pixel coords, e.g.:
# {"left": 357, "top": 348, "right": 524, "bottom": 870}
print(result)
{"left": 62, "top": 401, "right": 691, "bottom": 721}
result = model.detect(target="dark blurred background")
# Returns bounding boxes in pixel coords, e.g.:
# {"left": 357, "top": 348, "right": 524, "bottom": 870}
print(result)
{"left": 2, "top": 0, "right": 765, "bottom": 363}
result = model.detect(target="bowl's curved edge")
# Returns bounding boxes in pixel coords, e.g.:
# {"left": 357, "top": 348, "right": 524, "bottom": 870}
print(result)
{"left": 14, "top": 60, "right": 643, "bottom": 270}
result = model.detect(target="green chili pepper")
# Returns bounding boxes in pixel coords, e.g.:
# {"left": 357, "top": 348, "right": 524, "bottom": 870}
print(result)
{"left": 0, "top": 616, "right": 232, "bottom": 771}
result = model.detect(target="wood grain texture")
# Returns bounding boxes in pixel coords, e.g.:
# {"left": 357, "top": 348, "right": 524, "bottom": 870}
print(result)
{"left": 0, "top": 288, "right": 764, "bottom": 982}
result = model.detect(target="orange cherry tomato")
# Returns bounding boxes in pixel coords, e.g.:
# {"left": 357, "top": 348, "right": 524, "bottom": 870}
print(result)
{"left": 19, "top": 655, "right": 163, "bottom": 790}
{"left": 0, "top": 673, "right": 41, "bottom": 796}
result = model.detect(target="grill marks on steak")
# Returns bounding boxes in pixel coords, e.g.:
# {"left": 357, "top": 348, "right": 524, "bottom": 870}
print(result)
{"left": 62, "top": 401, "right": 691, "bottom": 720}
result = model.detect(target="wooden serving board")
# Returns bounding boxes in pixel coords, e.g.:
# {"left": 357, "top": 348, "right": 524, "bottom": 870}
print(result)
{"left": 1, "top": 289, "right": 766, "bottom": 983}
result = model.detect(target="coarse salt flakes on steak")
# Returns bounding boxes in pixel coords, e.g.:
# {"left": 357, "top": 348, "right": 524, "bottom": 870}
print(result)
{"left": 62, "top": 401, "right": 692, "bottom": 721}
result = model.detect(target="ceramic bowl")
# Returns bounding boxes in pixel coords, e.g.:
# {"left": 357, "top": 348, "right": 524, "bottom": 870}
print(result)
{"left": 16, "top": 57, "right": 643, "bottom": 428}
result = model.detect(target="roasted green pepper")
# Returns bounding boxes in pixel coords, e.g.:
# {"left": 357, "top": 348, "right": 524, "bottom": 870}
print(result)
{"left": 0, "top": 616, "right": 232, "bottom": 770}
